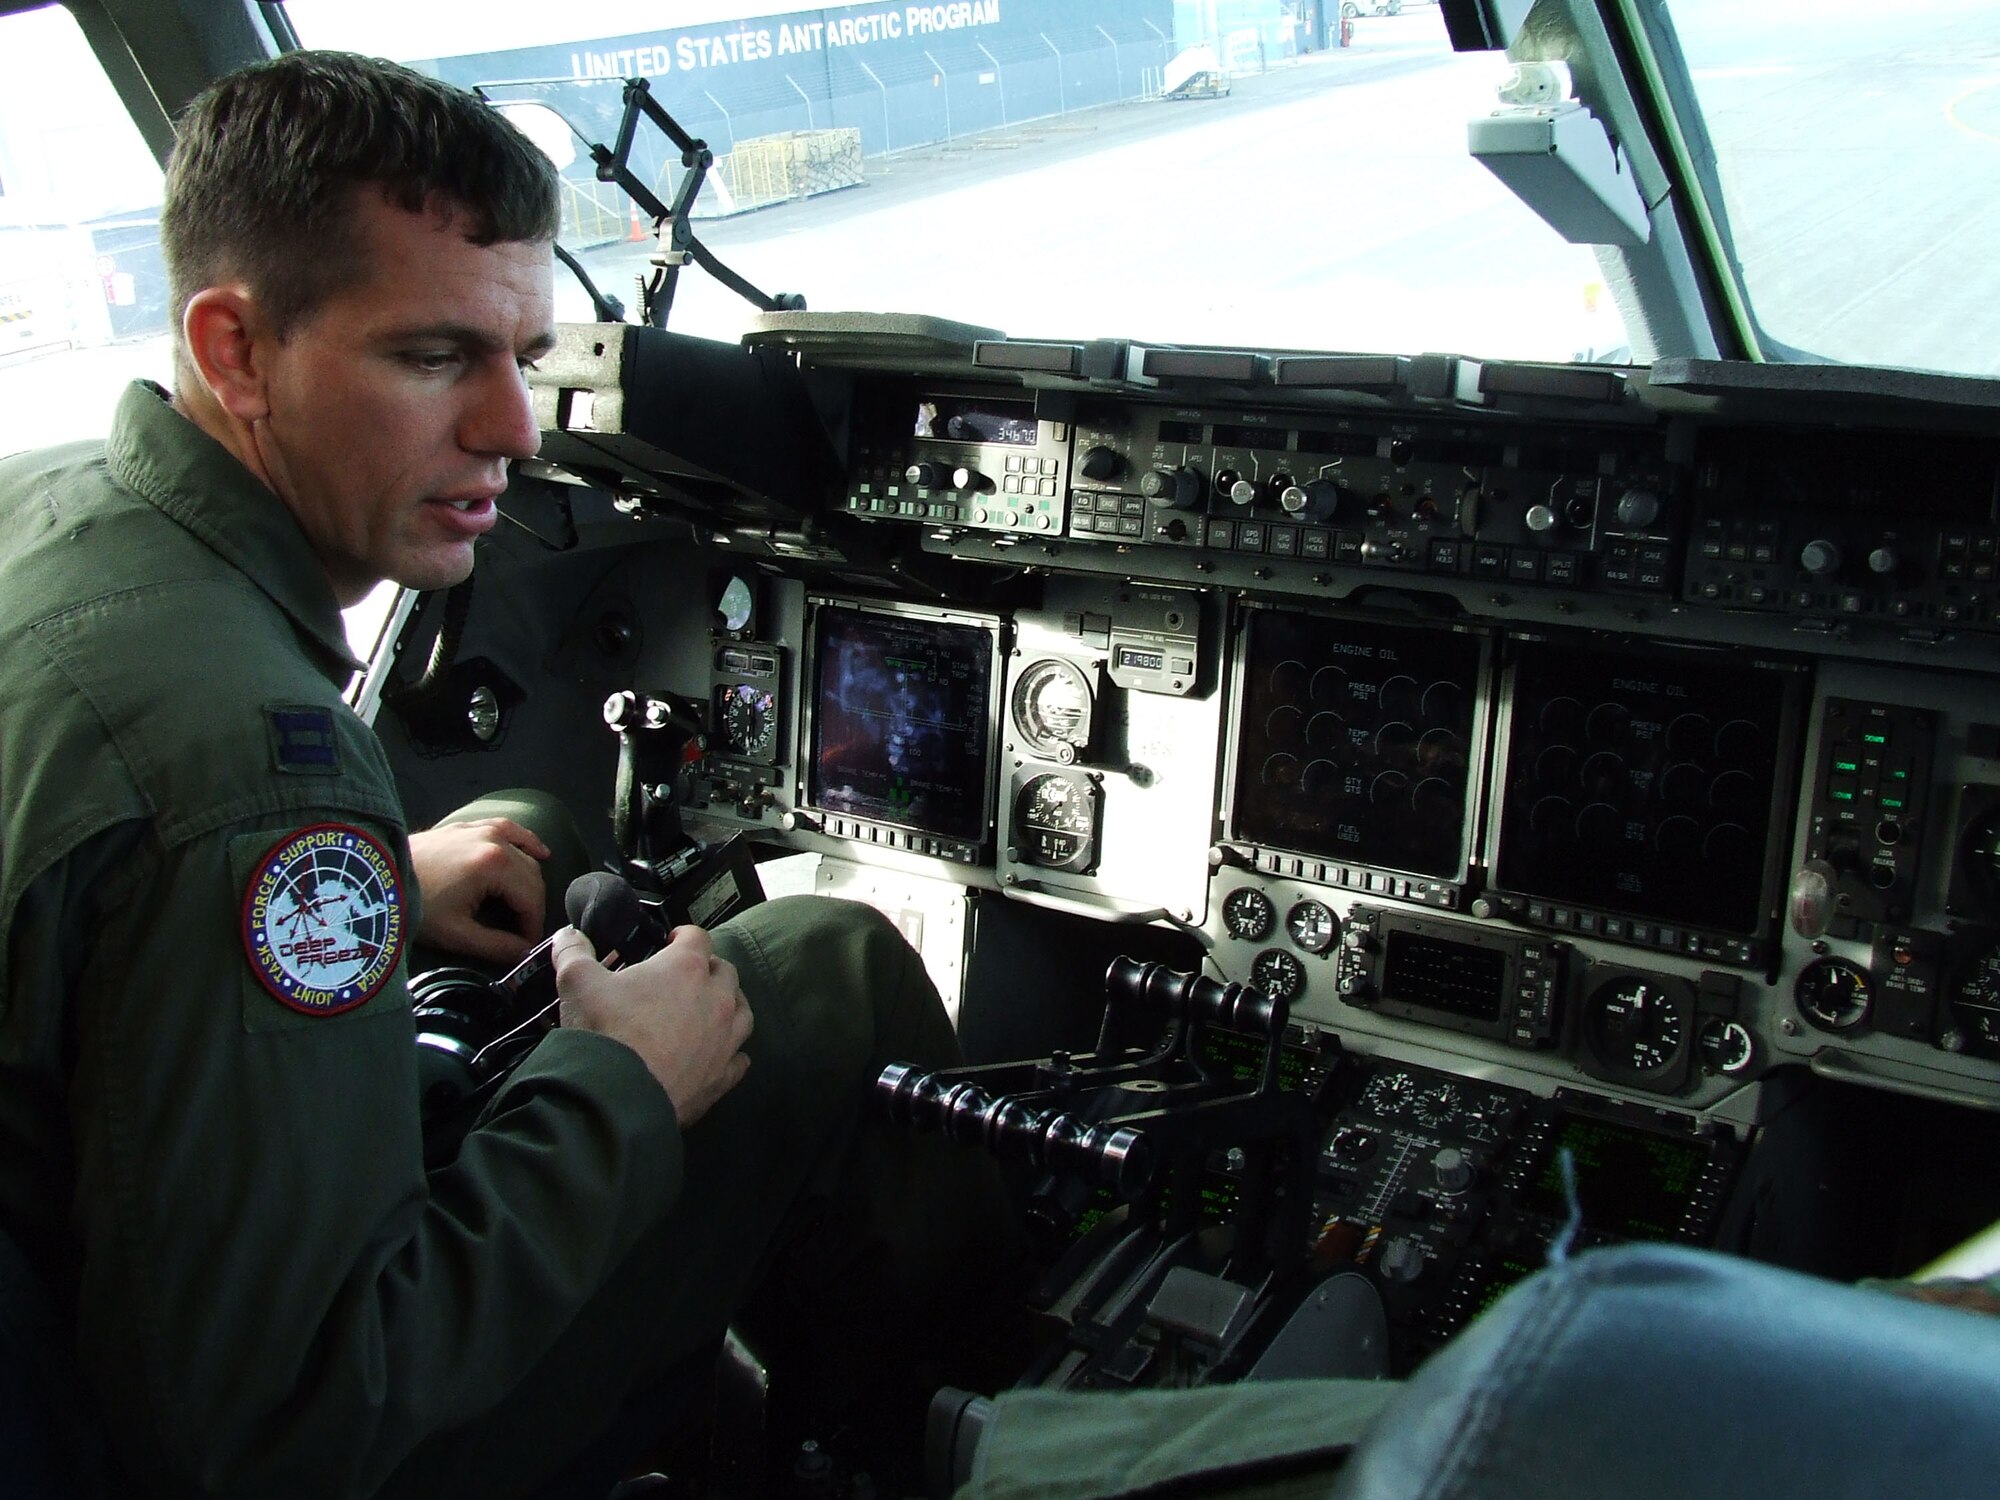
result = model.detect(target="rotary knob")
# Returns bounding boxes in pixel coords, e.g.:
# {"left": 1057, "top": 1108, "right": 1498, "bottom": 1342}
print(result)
{"left": 1867, "top": 545, "right": 1900, "bottom": 576}
{"left": 1378, "top": 1236, "right": 1426, "bottom": 1283}
{"left": 1139, "top": 467, "right": 1203, "bottom": 509}
{"left": 951, "top": 465, "right": 993, "bottom": 495}
{"left": 1079, "top": 445, "right": 1122, "bottom": 482}
{"left": 1215, "top": 469, "right": 1257, "bottom": 508}
{"left": 1614, "top": 488, "right": 1661, "bottom": 529}
{"left": 905, "top": 461, "right": 947, "bottom": 489}
{"left": 1432, "top": 1147, "right": 1473, "bottom": 1193}
{"left": 1799, "top": 538, "right": 1842, "bottom": 577}
{"left": 1525, "top": 503, "right": 1559, "bottom": 534}
{"left": 1281, "top": 477, "right": 1346, "bottom": 523}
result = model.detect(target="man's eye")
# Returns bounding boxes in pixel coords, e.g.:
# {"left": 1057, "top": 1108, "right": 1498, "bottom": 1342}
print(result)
{"left": 516, "top": 356, "right": 541, "bottom": 375}
{"left": 404, "top": 351, "right": 459, "bottom": 373}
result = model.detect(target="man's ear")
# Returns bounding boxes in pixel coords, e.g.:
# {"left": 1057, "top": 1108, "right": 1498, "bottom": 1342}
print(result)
{"left": 181, "top": 286, "right": 272, "bottom": 423}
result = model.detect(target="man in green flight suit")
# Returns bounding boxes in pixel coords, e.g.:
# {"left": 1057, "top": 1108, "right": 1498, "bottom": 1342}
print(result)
{"left": 0, "top": 50, "right": 1013, "bottom": 1499}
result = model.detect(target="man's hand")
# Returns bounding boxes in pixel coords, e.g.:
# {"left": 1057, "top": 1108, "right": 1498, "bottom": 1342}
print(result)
{"left": 552, "top": 924, "right": 753, "bottom": 1127}
{"left": 408, "top": 817, "right": 551, "bottom": 965}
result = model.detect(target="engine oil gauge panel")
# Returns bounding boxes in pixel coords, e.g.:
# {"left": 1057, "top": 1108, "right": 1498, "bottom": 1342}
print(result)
{"left": 1227, "top": 608, "right": 1484, "bottom": 884}
{"left": 1222, "top": 886, "right": 1277, "bottom": 942}
{"left": 1576, "top": 970, "right": 1694, "bottom": 1092}
{"left": 1010, "top": 656, "right": 1098, "bottom": 764}
{"left": 1795, "top": 956, "right": 1873, "bottom": 1034}
{"left": 1286, "top": 898, "right": 1338, "bottom": 954}
{"left": 1009, "top": 768, "right": 1100, "bottom": 873}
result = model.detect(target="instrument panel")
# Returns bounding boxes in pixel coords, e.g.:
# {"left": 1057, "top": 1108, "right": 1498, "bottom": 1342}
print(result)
{"left": 532, "top": 324, "right": 2000, "bottom": 1124}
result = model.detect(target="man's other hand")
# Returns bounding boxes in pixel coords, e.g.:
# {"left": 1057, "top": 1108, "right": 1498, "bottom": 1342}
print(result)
{"left": 551, "top": 924, "right": 753, "bottom": 1127}
{"left": 408, "top": 817, "right": 551, "bottom": 964}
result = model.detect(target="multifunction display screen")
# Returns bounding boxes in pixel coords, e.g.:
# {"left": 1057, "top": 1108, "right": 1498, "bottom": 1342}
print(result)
{"left": 913, "top": 395, "right": 1038, "bottom": 447}
{"left": 1520, "top": 1113, "right": 1707, "bottom": 1242}
{"left": 1494, "top": 642, "right": 1790, "bottom": 935}
{"left": 1230, "top": 613, "right": 1481, "bottom": 878}
{"left": 808, "top": 609, "right": 995, "bottom": 842}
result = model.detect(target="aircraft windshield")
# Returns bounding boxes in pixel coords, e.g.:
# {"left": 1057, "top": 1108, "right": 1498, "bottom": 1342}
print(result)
{"left": 1657, "top": 0, "right": 2000, "bottom": 376}
{"left": 282, "top": 0, "right": 1630, "bottom": 364}
{"left": 5, "top": 0, "right": 1995, "bottom": 488}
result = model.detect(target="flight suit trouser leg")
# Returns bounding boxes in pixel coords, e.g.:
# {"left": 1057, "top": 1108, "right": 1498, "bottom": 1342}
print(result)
{"left": 381, "top": 893, "right": 1022, "bottom": 1500}
{"left": 960, "top": 1379, "right": 1401, "bottom": 1500}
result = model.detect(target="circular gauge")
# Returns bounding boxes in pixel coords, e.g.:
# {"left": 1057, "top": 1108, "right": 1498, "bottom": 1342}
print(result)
{"left": 1286, "top": 899, "right": 1338, "bottom": 954}
{"left": 1252, "top": 948, "right": 1307, "bottom": 1003}
{"left": 1581, "top": 976, "right": 1689, "bottom": 1079}
{"left": 1360, "top": 1069, "right": 1417, "bottom": 1117}
{"left": 1458, "top": 1095, "right": 1510, "bottom": 1143}
{"left": 1698, "top": 1018, "right": 1757, "bottom": 1076}
{"left": 1412, "top": 1082, "right": 1462, "bottom": 1131}
{"left": 717, "top": 682, "right": 777, "bottom": 757}
{"left": 1950, "top": 939, "right": 2000, "bottom": 1051}
{"left": 1010, "top": 658, "right": 1094, "bottom": 763}
{"left": 1223, "top": 887, "right": 1277, "bottom": 942}
{"left": 1329, "top": 1125, "right": 1379, "bottom": 1163}
{"left": 1012, "top": 771, "right": 1098, "bottom": 872}
{"left": 1795, "top": 957, "right": 1873, "bottom": 1034}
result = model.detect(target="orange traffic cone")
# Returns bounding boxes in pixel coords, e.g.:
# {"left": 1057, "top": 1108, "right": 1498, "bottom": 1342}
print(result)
{"left": 627, "top": 205, "right": 648, "bottom": 242}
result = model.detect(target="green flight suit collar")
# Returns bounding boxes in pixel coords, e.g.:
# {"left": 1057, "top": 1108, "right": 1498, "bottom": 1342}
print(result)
{"left": 104, "top": 380, "right": 365, "bottom": 681}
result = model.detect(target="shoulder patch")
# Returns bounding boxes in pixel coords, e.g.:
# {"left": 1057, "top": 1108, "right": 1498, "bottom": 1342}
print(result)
{"left": 242, "top": 824, "right": 404, "bottom": 1015}
{"left": 266, "top": 705, "right": 342, "bottom": 775}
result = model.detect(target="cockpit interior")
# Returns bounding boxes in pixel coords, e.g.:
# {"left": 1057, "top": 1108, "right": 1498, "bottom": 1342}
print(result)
{"left": 8, "top": 0, "right": 2000, "bottom": 1494}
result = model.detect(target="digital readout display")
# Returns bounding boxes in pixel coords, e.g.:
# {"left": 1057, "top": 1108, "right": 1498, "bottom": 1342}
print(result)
{"left": 809, "top": 609, "right": 994, "bottom": 842}
{"left": 914, "top": 395, "right": 1038, "bottom": 447}
{"left": 1381, "top": 930, "right": 1507, "bottom": 1023}
{"left": 1520, "top": 1113, "right": 1707, "bottom": 1242}
{"left": 1494, "top": 641, "right": 1789, "bottom": 935}
{"left": 1231, "top": 613, "right": 1480, "bottom": 878}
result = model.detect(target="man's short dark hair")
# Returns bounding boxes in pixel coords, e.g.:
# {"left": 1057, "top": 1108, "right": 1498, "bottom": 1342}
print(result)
{"left": 163, "top": 50, "right": 560, "bottom": 346}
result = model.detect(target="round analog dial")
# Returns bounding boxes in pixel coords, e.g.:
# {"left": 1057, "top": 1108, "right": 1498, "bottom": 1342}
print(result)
{"left": 1581, "top": 976, "right": 1688, "bottom": 1078}
{"left": 1795, "top": 957, "right": 1873, "bottom": 1034}
{"left": 1252, "top": 948, "right": 1307, "bottom": 1003}
{"left": 1011, "top": 657, "right": 1094, "bottom": 763}
{"left": 718, "top": 682, "right": 777, "bottom": 757}
{"left": 1359, "top": 1068, "right": 1417, "bottom": 1117}
{"left": 1286, "top": 899, "right": 1338, "bottom": 954}
{"left": 1412, "top": 1082, "right": 1462, "bottom": 1130}
{"left": 1222, "top": 887, "right": 1277, "bottom": 942}
{"left": 1698, "top": 1018, "right": 1757, "bottom": 1075}
{"left": 1951, "top": 940, "right": 2000, "bottom": 1050}
{"left": 1012, "top": 771, "right": 1097, "bottom": 871}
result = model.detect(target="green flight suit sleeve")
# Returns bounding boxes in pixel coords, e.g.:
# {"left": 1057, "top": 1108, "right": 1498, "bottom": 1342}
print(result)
{"left": 68, "top": 809, "right": 684, "bottom": 1498}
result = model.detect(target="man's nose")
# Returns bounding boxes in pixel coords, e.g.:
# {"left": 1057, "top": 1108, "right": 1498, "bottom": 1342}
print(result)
{"left": 464, "top": 359, "right": 542, "bottom": 462}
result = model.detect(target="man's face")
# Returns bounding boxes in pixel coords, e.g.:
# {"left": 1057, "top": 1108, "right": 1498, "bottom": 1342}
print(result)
{"left": 248, "top": 190, "right": 555, "bottom": 606}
